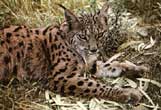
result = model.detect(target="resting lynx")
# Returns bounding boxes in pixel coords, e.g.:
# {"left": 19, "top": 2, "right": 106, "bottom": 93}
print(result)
{"left": 0, "top": 3, "right": 148, "bottom": 105}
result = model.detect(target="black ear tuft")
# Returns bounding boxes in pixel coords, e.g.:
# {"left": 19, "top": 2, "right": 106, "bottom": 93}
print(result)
{"left": 57, "top": 4, "right": 81, "bottom": 31}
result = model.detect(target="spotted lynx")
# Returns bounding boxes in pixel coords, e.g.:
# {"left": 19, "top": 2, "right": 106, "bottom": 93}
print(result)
{"left": 0, "top": 3, "right": 148, "bottom": 105}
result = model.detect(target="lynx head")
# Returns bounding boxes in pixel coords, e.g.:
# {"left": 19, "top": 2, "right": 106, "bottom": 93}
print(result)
{"left": 59, "top": 3, "right": 109, "bottom": 64}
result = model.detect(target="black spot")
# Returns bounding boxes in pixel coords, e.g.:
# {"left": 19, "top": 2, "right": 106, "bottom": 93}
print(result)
{"left": 57, "top": 45, "right": 61, "bottom": 50}
{"left": 13, "top": 65, "right": 17, "bottom": 75}
{"left": 65, "top": 55, "right": 69, "bottom": 58}
{"left": 75, "top": 61, "right": 78, "bottom": 65}
{"left": 63, "top": 79, "right": 67, "bottom": 83}
{"left": 50, "top": 45, "right": 54, "bottom": 52}
{"left": 18, "top": 41, "right": 24, "bottom": 47}
{"left": 6, "top": 38, "right": 10, "bottom": 43}
{"left": 73, "top": 53, "right": 76, "bottom": 56}
{"left": 100, "top": 88, "right": 104, "bottom": 92}
{"left": 68, "top": 85, "right": 76, "bottom": 91}
{"left": 96, "top": 83, "right": 100, "bottom": 87}
{"left": 59, "top": 67, "right": 67, "bottom": 72}
{"left": 13, "top": 26, "right": 22, "bottom": 32}
{"left": 16, "top": 52, "right": 20, "bottom": 61}
{"left": 52, "top": 54, "right": 55, "bottom": 60}
{"left": 62, "top": 45, "right": 65, "bottom": 49}
{"left": 84, "top": 78, "right": 89, "bottom": 81}
{"left": 106, "top": 87, "right": 112, "bottom": 95}
{"left": 15, "top": 34, "right": 20, "bottom": 37}
{"left": 58, "top": 51, "right": 61, "bottom": 56}
{"left": 57, "top": 59, "right": 60, "bottom": 63}
{"left": 0, "top": 40, "right": 5, "bottom": 45}
{"left": 23, "top": 25, "right": 27, "bottom": 28}
{"left": 55, "top": 25, "right": 60, "bottom": 29}
{"left": 43, "top": 26, "right": 51, "bottom": 35}
{"left": 72, "top": 67, "right": 77, "bottom": 71}
{"left": 53, "top": 71, "right": 60, "bottom": 78}
{"left": 3, "top": 56, "right": 10, "bottom": 64}
{"left": 27, "top": 46, "right": 32, "bottom": 50}
{"left": 61, "top": 58, "right": 66, "bottom": 61}
{"left": 67, "top": 58, "right": 71, "bottom": 61}
{"left": 104, "top": 17, "right": 108, "bottom": 25}
{"left": 21, "top": 35, "right": 25, "bottom": 38}
{"left": 66, "top": 73, "right": 76, "bottom": 78}
{"left": 80, "top": 93, "right": 83, "bottom": 96}
{"left": 35, "top": 30, "right": 39, "bottom": 35}
{"left": 60, "top": 85, "right": 65, "bottom": 95}
{"left": 67, "top": 48, "right": 72, "bottom": 52}
{"left": 54, "top": 36, "right": 58, "bottom": 41}
{"left": 50, "top": 61, "right": 59, "bottom": 70}
{"left": 56, "top": 31, "right": 61, "bottom": 35}
{"left": 104, "top": 63, "right": 110, "bottom": 67}
{"left": 92, "top": 89, "right": 97, "bottom": 93}
{"left": 28, "top": 42, "right": 33, "bottom": 48}
{"left": 54, "top": 80, "right": 59, "bottom": 85}
{"left": 58, "top": 76, "right": 64, "bottom": 80}
{"left": 65, "top": 42, "right": 68, "bottom": 46}
{"left": 77, "top": 81, "right": 84, "bottom": 86}
{"left": 8, "top": 47, "right": 12, "bottom": 52}
{"left": 27, "top": 33, "right": 30, "bottom": 37}
{"left": 21, "top": 51, "right": 24, "bottom": 57}
{"left": 6, "top": 32, "right": 12, "bottom": 38}
{"left": 84, "top": 89, "right": 90, "bottom": 93}
{"left": 111, "top": 68, "right": 116, "bottom": 72}
{"left": 51, "top": 44, "right": 57, "bottom": 51}
{"left": 49, "top": 32, "right": 52, "bottom": 42}
{"left": 88, "top": 82, "right": 93, "bottom": 87}
{"left": 60, "top": 34, "right": 65, "bottom": 39}
{"left": 78, "top": 74, "right": 83, "bottom": 77}
{"left": 63, "top": 51, "right": 66, "bottom": 55}
{"left": 90, "top": 63, "right": 97, "bottom": 74}
{"left": 27, "top": 43, "right": 33, "bottom": 50}
{"left": 53, "top": 86, "right": 57, "bottom": 91}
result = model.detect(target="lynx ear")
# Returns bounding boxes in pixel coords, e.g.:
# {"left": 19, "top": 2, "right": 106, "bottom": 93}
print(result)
{"left": 58, "top": 4, "right": 81, "bottom": 32}
{"left": 99, "top": 3, "right": 109, "bottom": 30}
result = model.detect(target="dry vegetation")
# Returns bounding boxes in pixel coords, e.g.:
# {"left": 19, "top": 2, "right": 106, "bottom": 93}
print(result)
{"left": 0, "top": 0, "right": 161, "bottom": 110}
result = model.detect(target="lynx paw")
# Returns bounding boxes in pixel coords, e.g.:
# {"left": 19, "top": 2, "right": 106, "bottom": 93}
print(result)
{"left": 119, "top": 88, "right": 142, "bottom": 105}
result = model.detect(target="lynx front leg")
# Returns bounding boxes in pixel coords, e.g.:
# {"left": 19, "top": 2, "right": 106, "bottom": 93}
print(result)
{"left": 95, "top": 60, "right": 149, "bottom": 78}
{"left": 49, "top": 73, "right": 142, "bottom": 105}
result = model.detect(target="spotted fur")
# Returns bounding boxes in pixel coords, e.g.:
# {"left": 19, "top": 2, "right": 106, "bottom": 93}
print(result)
{"left": 0, "top": 3, "right": 143, "bottom": 105}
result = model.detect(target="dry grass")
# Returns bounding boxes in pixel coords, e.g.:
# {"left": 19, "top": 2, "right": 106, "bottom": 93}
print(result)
{"left": 0, "top": 0, "right": 104, "bottom": 27}
{"left": 0, "top": 0, "right": 161, "bottom": 110}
